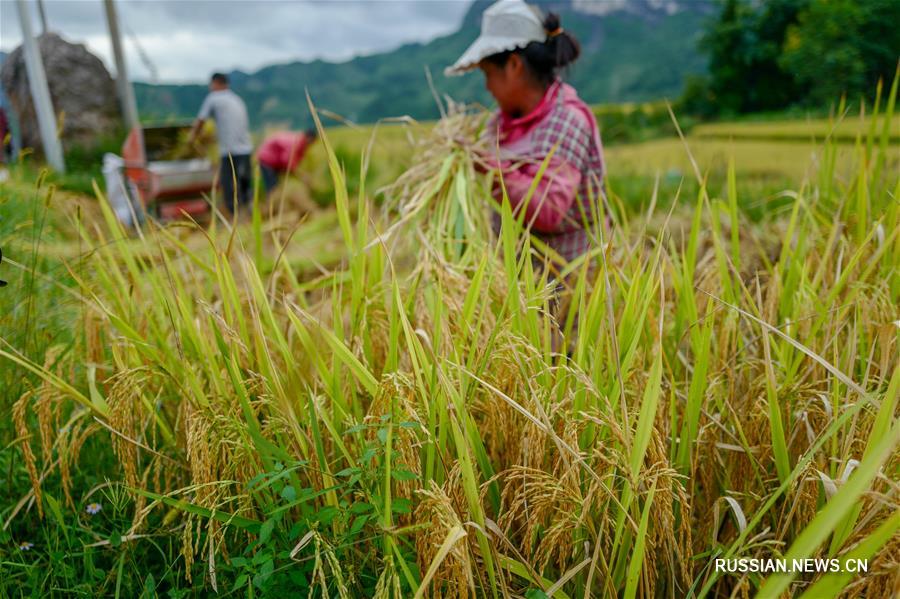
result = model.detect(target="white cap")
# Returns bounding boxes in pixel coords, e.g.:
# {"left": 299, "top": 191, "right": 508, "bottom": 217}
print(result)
{"left": 445, "top": 0, "right": 545, "bottom": 77}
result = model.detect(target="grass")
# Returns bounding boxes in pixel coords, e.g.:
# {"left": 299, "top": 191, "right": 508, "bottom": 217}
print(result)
{"left": 0, "top": 77, "right": 898, "bottom": 597}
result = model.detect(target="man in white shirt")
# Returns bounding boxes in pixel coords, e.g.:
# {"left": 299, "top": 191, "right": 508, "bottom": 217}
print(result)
{"left": 190, "top": 73, "right": 253, "bottom": 212}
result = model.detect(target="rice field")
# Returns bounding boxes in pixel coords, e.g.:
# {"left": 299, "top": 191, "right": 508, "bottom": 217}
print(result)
{"left": 0, "top": 85, "right": 898, "bottom": 597}
{"left": 302, "top": 107, "right": 900, "bottom": 215}
{"left": 691, "top": 114, "right": 900, "bottom": 144}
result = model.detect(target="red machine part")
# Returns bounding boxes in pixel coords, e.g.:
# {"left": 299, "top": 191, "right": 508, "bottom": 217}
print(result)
{"left": 121, "top": 124, "right": 216, "bottom": 220}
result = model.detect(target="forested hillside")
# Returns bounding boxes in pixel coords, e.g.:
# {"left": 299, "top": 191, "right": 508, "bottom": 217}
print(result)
{"left": 134, "top": 0, "right": 712, "bottom": 128}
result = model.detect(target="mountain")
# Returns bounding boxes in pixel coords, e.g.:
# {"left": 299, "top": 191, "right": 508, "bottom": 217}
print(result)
{"left": 134, "top": 0, "right": 713, "bottom": 129}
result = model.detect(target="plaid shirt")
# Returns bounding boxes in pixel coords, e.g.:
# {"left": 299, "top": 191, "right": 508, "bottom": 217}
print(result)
{"left": 487, "top": 81, "right": 606, "bottom": 267}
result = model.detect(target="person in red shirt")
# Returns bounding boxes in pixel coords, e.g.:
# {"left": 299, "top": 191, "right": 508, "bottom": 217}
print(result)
{"left": 256, "top": 129, "right": 317, "bottom": 194}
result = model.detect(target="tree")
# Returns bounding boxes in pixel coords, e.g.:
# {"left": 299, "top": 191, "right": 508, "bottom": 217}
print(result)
{"left": 856, "top": 0, "right": 900, "bottom": 93}
{"left": 780, "top": 0, "right": 866, "bottom": 106}
{"left": 692, "top": 0, "right": 897, "bottom": 114}
{"left": 747, "top": 0, "right": 809, "bottom": 110}
{"left": 700, "top": 0, "right": 756, "bottom": 114}
{"left": 699, "top": 0, "right": 810, "bottom": 114}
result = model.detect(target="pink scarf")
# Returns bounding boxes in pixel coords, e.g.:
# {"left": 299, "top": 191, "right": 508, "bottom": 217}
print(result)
{"left": 497, "top": 80, "right": 562, "bottom": 146}
{"left": 496, "top": 80, "right": 601, "bottom": 152}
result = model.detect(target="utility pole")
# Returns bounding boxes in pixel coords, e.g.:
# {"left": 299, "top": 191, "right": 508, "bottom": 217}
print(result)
{"left": 36, "top": 0, "right": 49, "bottom": 34}
{"left": 103, "top": 0, "right": 140, "bottom": 132}
{"left": 14, "top": 0, "right": 65, "bottom": 172}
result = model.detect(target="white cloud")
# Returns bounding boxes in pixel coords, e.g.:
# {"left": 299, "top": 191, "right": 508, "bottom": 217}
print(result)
{"left": 1, "top": 0, "right": 473, "bottom": 82}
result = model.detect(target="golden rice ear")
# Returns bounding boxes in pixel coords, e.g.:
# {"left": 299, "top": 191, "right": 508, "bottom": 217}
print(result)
{"left": 373, "top": 554, "right": 403, "bottom": 599}
{"left": 106, "top": 369, "right": 147, "bottom": 490}
{"left": 56, "top": 427, "right": 74, "bottom": 509}
{"left": 182, "top": 517, "right": 195, "bottom": 583}
{"left": 415, "top": 480, "right": 475, "bottom": 598}
{"left": 35, "top": 394, "right": 55, "bottom": 471}
{"left": 57, "top": 420, "right": 100, "bottom": 512}
{"left": 497, "top": 465, "right": 585, "bottom": 571}
{"left": 13, "top": 392, "right": 43, "bottom": 519}
{"left": 304, "top": 532, "right": 352, "bottom": 599}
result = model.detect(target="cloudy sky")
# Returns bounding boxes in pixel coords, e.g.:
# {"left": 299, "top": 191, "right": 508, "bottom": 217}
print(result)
{"left": 1, "top": 0, "right": 474, "bottom": 83}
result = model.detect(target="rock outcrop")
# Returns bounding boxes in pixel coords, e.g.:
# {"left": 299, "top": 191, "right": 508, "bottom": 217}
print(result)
{"left": 1, "top": 33, "right": 120, "bottom": 154}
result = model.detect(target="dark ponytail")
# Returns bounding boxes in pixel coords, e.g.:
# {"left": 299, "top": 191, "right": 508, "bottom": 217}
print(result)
{"left": 541, "top": 13, "right": 580, "bottom": 72}
{"left": 485, "top": 11, "right": 581, "bottom": 87}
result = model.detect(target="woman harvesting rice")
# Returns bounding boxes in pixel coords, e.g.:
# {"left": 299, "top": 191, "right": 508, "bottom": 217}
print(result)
{"left": 446, "top": 0, "right": 607, "bottom": 276}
